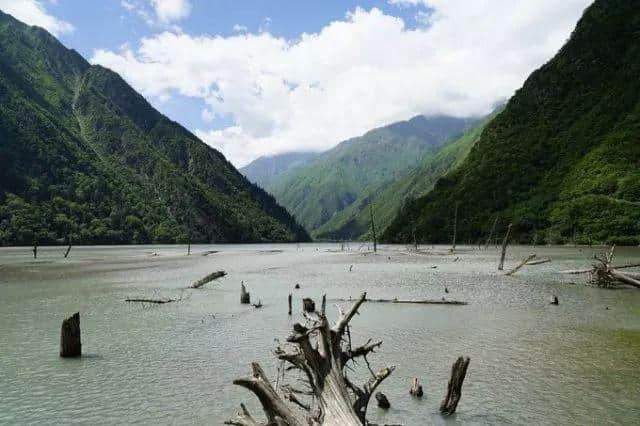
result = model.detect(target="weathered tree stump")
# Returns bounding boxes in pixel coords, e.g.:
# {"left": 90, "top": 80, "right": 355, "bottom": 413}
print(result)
{"left": 550, "top": 295, "right": 559, "bottom": 305}
{"left": 226, "top": 293, "right": 395, "bottom": 425}
{"left": 440, "top": 356, "right": 470, "bottom": 415}
{"left": 60, "top": 312, "right": 81, "bottom": 358}
{"left": 294, "top": 283, "right": 300, "bottom": 289}
{"left": 33, "top": 243, "right": 38, "bottom": 259}
{"left": 410, "top": 377, "right": 423, "bottom": 397}
{"left": 240, "top": 282, "right": 250, "bottom": 304}
{"left": 375, "top": 392, "right": 390, "bottom": 409}
{"left": 302, "top": 297, "right": 316, "bottom": 313}
{"left": 288, "top": 293, "right": 292, "bottom": 315}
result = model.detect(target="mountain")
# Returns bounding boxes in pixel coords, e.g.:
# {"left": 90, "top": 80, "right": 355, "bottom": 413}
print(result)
{"left": 265, "top": 115, "right": 472, "bottom": 233}
{"left": 0, "top": 11, "right": 309, "bottom": 245}
{"left": 240, "top": 152, "right": 319, "bottom": 188}
{"left": 314, "top": 110, "right": 499, "bottom": 240}
{"left": 383, "top": 0, "right": 640, "bottom": 246}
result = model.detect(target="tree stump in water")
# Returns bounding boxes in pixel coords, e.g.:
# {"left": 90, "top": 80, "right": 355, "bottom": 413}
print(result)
{"left": 240, "top": 282, "right": 250, "bottom": 304}
{"left": 375, "top": 392, "right": 390, "bottom": 409}
{"left": 288, "top": 293, "right": 292, "bottom": 315}
{"left": 440, "top": 356, "right": 470, "bottom": 415}
{"left": 410, "top": 377, "right": 423, "bottom": 397}
{"left": 302, "top": 297, "right": 315, "bottom": 313}
{"left": 550, "top": 295, "right": 559, "bottom": 305}
{"left": 60, "top": 312, "right": 81, "bottom": 357}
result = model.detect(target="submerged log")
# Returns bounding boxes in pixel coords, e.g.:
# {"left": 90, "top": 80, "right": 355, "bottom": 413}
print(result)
{"left": 191, "top": 270, "right": 227, "bottom": 288}
{"left": 410, "top": 377, "right": 423, "bottom": 397}
{"left": 526, "top": 257, "right": 551, "bottom": 265}
{"left": 240, "top": 282, "right": 251, "bottom": 304}
{"left": 505, "top": 253, "right": 537, "bottom": 276}
{"left": 497, "top": 223, "right": 512, "bottom": 271}
{"left": 375, "top": 392, "right": 390, "bottom": 409}
{"left": 125, "top": 298, "right": 176, "bottom": 304}
{"left": 440, "top": 356, "right": 470, "bottom": 415}
{"left": 60, "top": 312, "right": 81, "bottom": 358}
{"left": 330, "top": 297, "right": 467, "bottom": 306}
{"left": 302, "top": 297, "right": 316, "bottom": 313}
{"left": 226, "top": 293, "right": 395, "bottom": 425}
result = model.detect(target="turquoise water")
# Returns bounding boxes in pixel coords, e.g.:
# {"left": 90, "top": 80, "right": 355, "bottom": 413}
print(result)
{"left": 1, "top": 244, "right": 639, "bottom": 425}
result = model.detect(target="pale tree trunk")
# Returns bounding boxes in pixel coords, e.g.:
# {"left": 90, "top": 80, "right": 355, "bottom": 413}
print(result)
{"left": 497, "top": 223, "right": 512, "bottom": 271}
{"left": 226, "top": 293, "right": 394, "bottom": 425}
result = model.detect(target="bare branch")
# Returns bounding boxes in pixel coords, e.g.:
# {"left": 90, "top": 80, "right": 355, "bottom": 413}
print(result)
{"left": 333, "top": 292, "right": 367, "bottom": 337}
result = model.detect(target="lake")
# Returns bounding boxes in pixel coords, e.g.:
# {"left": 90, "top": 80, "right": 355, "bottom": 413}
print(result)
{"left": 1, "top": 244, "right": 639, "bottom": 425}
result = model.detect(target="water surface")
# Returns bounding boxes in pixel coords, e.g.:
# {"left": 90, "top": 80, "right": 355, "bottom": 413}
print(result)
{"left": 1, "top": 244, "right": 639, "bottom": 425}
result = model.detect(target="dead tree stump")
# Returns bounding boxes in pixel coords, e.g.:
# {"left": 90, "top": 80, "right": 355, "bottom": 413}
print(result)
{"left": 550, "top": 295, "right": 559, "bottom": 305}
{"left": 440, "top": 356, "right": 470, "bottom": 415}
{"left": 60, "top": 312, "right": 81, "bottom": 358}
{"left": 226, "top": 293, "right": 394, "bottom": 425}
{"left": 410, "top": 377, "right": 423, "bottom": 397}
{"left": 240, "top": 282, "right": 250, "bottom": 304}
{"left": 375, "top": 392, "right": 390, "bottom": 409}
{"left": 288, "top": 293, "right": 292, "bottom": 315}
{"left": 302, "top": 297, "right": 316, "bottom": 313}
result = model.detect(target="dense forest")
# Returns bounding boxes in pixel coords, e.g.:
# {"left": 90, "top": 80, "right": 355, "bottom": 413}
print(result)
{"left": 384, "top": 0, "right": 640, "bottom": 246}
{"left": 0, "top": 11, "right": 309, "bottom": 245}
{"left": 313, "top": 109, "right": 500, "bottom": 241}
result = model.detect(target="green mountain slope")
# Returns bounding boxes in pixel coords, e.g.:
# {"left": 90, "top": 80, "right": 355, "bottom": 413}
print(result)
{"left": 0, "top": 11, "right": 309, "bottom": 245}
{"left": 314, "top": 111, "right": 497, "bottom": 240}
{"left": 266, "top": 115, "right": 471, "bottom": 233}
{"left": 383, "top": 0, "right": 640, "bottom": 246}
{"left": 240, "top": 151, "right": 319, "bottom": 188}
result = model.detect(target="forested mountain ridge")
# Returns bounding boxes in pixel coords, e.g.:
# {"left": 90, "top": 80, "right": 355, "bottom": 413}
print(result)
{"left": 0, "top": 10, "right": 309, "bottom": 245}
{"left": 265, "top": 115, "right": 472, "bottom": 233}
{"left": 314, "top": 110, "right": 499, "bottom": 241}
{"left": 240, "top": 152, "right": 319, "bottom": 188}
{"left": 383, "top": 0, "right": 640, "bottom": 245}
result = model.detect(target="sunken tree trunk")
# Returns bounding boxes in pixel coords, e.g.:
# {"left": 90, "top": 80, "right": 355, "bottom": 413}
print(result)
{"left": 60, "top": 312, "right": 81, "bottom": 358}
{"left": 440, "top": 356, "right": 470, "bottom": 415}
{"left": 226, "top": 293, "right": 394, "bottom": 425}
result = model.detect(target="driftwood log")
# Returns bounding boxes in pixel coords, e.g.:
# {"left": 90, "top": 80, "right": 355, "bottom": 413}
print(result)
{"left": 505, "top": 253, "right": 537, "bottom": 276}
{"left": 440, "top": 356, "right": 470, "bottom": 415}
{"left": 241, "top": 282, "right": 251, "bottom": 304}
{"left": 60, "top": 312, "right": 81, "bottom": 357}
{"left": 558, "top": 246, "right": 640, "bottom": 288}
{"left": 330, "top": 297, "right": 467, "bottom": 306}
{"left": 225, "top": 292, "right": 395, "bottom": 425}
{"left": 191, "top": 270, "right": 226, "bottom": 288}
{"left": 125, "top": 298, "right": 176, "bottom": 304}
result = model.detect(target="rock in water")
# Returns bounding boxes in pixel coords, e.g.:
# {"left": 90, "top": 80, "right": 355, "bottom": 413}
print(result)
{"left": 60, "top": 312, "right": 81, "bottom": 357}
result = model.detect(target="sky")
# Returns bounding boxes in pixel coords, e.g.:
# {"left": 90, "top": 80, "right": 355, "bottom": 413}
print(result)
{"left": 0, "top": 0, "right": 593, "bottom": 167}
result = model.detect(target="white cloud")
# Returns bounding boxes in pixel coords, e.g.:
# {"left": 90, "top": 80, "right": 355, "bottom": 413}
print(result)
{"left": 92, "top": 2, "right": 591, "bottom": 167}
{"left": 233, "top": 24, "right": 248, "bottom": 33}
{"left": 0, "top": 0, "right": 73, "bottom": 36}
{"left": 150, "top": 0, "right": 191, "bottom": 24}
{"left": 121, "top": 0, "right": 135, "bottom": 11}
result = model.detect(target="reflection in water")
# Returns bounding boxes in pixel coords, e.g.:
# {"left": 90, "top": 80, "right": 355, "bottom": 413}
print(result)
{"left": 0, "top": 244, "right": 639, "bottom": 425}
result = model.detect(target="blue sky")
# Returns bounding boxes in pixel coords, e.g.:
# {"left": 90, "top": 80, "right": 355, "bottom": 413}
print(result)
{"left": 0, "top": 0, "right": 591, "bottom": 166}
